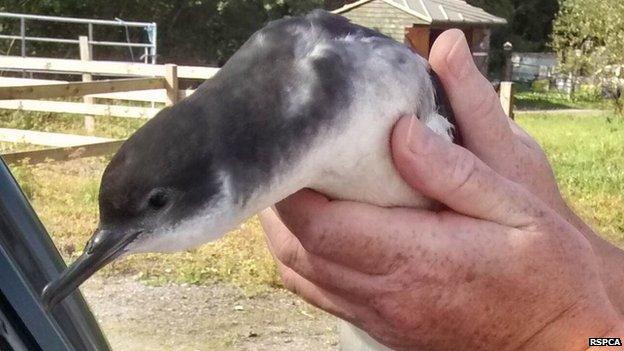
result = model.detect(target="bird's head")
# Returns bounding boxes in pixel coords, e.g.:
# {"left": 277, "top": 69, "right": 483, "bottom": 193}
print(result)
{"left": 41, "top": 102, "right": 238, "bottom": 309}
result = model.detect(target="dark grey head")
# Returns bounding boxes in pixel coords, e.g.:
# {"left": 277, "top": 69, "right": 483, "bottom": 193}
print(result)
{"left": 41, "top": 104, "right": 227, "bottom": 309}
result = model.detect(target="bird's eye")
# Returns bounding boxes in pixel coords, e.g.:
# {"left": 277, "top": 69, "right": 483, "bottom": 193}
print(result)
{"left": 148, "top": 190, "right": 168, "bottom": 209}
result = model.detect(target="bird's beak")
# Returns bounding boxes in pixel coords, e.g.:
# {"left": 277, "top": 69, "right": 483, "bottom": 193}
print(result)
{"left": 41, "top": 228, "right": 142, "bottom": 310}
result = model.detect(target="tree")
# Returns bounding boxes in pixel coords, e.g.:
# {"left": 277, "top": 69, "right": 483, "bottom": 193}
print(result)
{"left": 324, "top": 0, "right": 351, "bottom": 10}
{"left": 552, "top": 0, "right": 624, "bottom": 76}
{"left": 552, "top": 0, "right": 624, "bottom": 113}
{"left": 0, "top": 0, "right": 322, "bottom": 65}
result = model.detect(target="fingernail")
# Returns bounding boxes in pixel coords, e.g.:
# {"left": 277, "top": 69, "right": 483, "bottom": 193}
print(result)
{"left": 446, "top": 31, "right": 476, "bottom": 80}
{"left": 406, "top": 115, "right": 435, "bottom": 154}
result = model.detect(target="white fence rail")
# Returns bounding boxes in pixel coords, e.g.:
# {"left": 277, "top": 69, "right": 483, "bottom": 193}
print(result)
{"left": 0, "top": 56, "right": 220, "bottom": 165}
{"left": 0, "top": 56, "right": 218, "bottom": 80}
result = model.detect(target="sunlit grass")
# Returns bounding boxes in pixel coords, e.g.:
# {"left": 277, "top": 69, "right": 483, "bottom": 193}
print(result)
{"left": 517, "top": 112, "right": 624, "bottom": 245}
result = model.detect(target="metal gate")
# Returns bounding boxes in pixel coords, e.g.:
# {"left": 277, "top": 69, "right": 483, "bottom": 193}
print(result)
{"left": 0, "top": 11, "right": 157, "bottom": 64}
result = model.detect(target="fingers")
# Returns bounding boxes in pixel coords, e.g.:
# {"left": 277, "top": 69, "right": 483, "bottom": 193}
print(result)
{"left": 272, "top": 190, "right": 433, "bottom": 275}
{"left": 273, "top": 261, "right": 377, "bottom": 326}
{"left": 259, "top": 208, "right": 383, "bottom": 296}
{"left": 392, "top": 116, "right": 545, "bottom": 228}
{"left": 429, "top": 29, "right": 517, "bottom": 169}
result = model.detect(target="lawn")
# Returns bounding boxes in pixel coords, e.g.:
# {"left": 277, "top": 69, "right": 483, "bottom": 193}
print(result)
{"left": 516, "top": 112, "right": 624, "bottom": 244}
{"left": 1, "top": 109, "right": 623, "bottom": 293}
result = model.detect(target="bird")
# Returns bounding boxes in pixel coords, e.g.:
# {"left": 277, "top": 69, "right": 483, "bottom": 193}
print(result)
{"left": 42, "top": 9, "right": 455, "bottom": 350}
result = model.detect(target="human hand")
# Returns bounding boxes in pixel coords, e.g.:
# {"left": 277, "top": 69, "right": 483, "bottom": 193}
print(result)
{"left": 260, "top": 113, "right": 623, "bottom": 349}
{"left": 427, "top": 29, "right": 624, "bottom": 313}
{"left": 259, "top": 30, "right": 624, "bottom": 350}
{"left": 429, "top": 31, "right": 569, "bottom": 224}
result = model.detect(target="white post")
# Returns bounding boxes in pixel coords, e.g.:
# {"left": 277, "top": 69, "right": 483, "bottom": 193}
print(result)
{"left": 164, "top": 64, "right": 179, "bottom": 106}
{"left": 499, "top": 81, "right": 514, "bottom": 119}
{"left": 79, "top": 36, "right": 96, "bottom": 133}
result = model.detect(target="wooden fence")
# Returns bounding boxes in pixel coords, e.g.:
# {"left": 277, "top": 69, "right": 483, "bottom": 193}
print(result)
{"left": 0, "top": 54, "right": 219, "bottom": 165}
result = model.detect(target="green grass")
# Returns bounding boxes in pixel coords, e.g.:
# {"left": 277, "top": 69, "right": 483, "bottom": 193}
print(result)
{"left": 515, "top": 91, "right": 613, "bottom": 111}
{"left": 0, "top": 109, "right": 145, "bottom": 139}
{"left": 0, "top": 141, "right": 38, "bottom": 153}
{"left": 517, "top": 112, "right": 624, "bottom": 244}
{"left": 1, "top": 109, "right": 623, "bottom": 293}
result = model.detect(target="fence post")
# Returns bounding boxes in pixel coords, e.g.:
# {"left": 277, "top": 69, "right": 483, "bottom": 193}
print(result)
{"left": 79, "top": 36, "right": 95, "bottom": 133}
{"left": 20, "top": 18, "right": 26, "bottom": 58}
{"left": 499, "top": 42, "right": 515, "bottom": 119}
{"left": 20, "top": 18, "right": 27, "bottom": 77}
{"left": 499, "top": 81, "right": 514, "bottom": 120}
{"left": 165, "top": 64, "right": 179, "bottom": 106}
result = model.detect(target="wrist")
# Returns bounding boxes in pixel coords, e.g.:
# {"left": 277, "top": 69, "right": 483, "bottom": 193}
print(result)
{"left": 517, "top": 297, "right": 621, "bottom": 351}
{"left": 561, "top": 204, "right": 624, "bottom": 314}
{"left": 592, "top": 239, "right": 624, "bottom": 314}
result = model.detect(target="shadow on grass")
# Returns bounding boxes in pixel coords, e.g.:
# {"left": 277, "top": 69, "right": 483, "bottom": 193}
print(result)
{"left": 514, "top": 91, "right": 611, "bottom": 111}
{"left": 515, "top": 96, "right": 576, "bottom": 110}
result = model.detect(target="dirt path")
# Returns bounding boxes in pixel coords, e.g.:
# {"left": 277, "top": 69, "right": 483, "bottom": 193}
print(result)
{"left": 81, "top": 275, "right": 339, "bottom": 351}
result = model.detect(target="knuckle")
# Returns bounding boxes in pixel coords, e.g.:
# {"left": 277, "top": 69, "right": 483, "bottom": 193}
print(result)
{"left": 298, "top": 222, "right": 331, "bottom": 256}
{"left": 276, "top": 236, "right": 303, "bottom": 268}
{"left": 283, "top": 245, "right": 303, "bottom": 268}
{"left": 294, "top": 215, "right": 317, "bottom": 237}
{"left": 296, "top": 221, "right": 321, "bottom": 249}
{"left": 370, "top": 294, "right": 417, "bottom": 331}
{"left": 294, "top": 207, "right": 337, "bottom": 256}
{"left": 289, "top": 209, "right": 326, "bottom": 244}
{"left": 469, "top": 83, "right": 500, "bottom": 118}
{"left": 446, "top": 149, "right": 478, "bottom": 194}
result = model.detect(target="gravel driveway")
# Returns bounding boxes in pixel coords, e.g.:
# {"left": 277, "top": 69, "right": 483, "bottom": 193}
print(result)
{"left": 81, "top": 275, "right": 339, "bottom": 351}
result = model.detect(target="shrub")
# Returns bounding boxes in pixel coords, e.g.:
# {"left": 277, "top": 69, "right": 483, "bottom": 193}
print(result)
{"left": 531, "top": 79, "right": 550, "bottom": 93}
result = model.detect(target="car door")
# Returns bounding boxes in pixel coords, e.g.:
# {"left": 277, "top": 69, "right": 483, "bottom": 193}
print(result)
{"left": 0, "top": 158, "right": 110, "bottom": 351}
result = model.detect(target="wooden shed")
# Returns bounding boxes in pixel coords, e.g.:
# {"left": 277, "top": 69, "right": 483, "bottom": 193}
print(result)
{"left": 332, "top": 0, "right": 507, "bottom": 73}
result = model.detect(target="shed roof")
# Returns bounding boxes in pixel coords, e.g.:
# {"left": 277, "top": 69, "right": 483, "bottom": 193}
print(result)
{"left": 333, "top": 0, "right": 507, "bottom": 26}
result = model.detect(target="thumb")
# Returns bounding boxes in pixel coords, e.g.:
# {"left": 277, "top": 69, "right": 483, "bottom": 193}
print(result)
{"left": 391, "top": 116, "right": 542, "bottom": 228}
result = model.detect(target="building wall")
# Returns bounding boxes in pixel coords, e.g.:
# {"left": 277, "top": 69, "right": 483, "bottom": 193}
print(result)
{"left": 405, "top": 26, "right": 431, "bottom": 58}
{"left": 340, "top": 0, "right": 428, "bottom": 42}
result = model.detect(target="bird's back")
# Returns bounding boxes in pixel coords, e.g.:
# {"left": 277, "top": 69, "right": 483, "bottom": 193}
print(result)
{"left": 188, "top": 10, "right": 454, "bottom": 210}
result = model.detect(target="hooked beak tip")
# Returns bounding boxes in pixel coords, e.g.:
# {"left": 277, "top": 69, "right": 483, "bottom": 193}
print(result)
{"left": 41, "top": 284, "right": 57, "bottom": 311}
{"left": 39, "top": 252, "right": 102, "bottom": 311}
{"left": 40, "top": 259, "right": 87, "bottom": 311}
{"left": 40, "top": 228, "right": 142, "bottom": 310}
